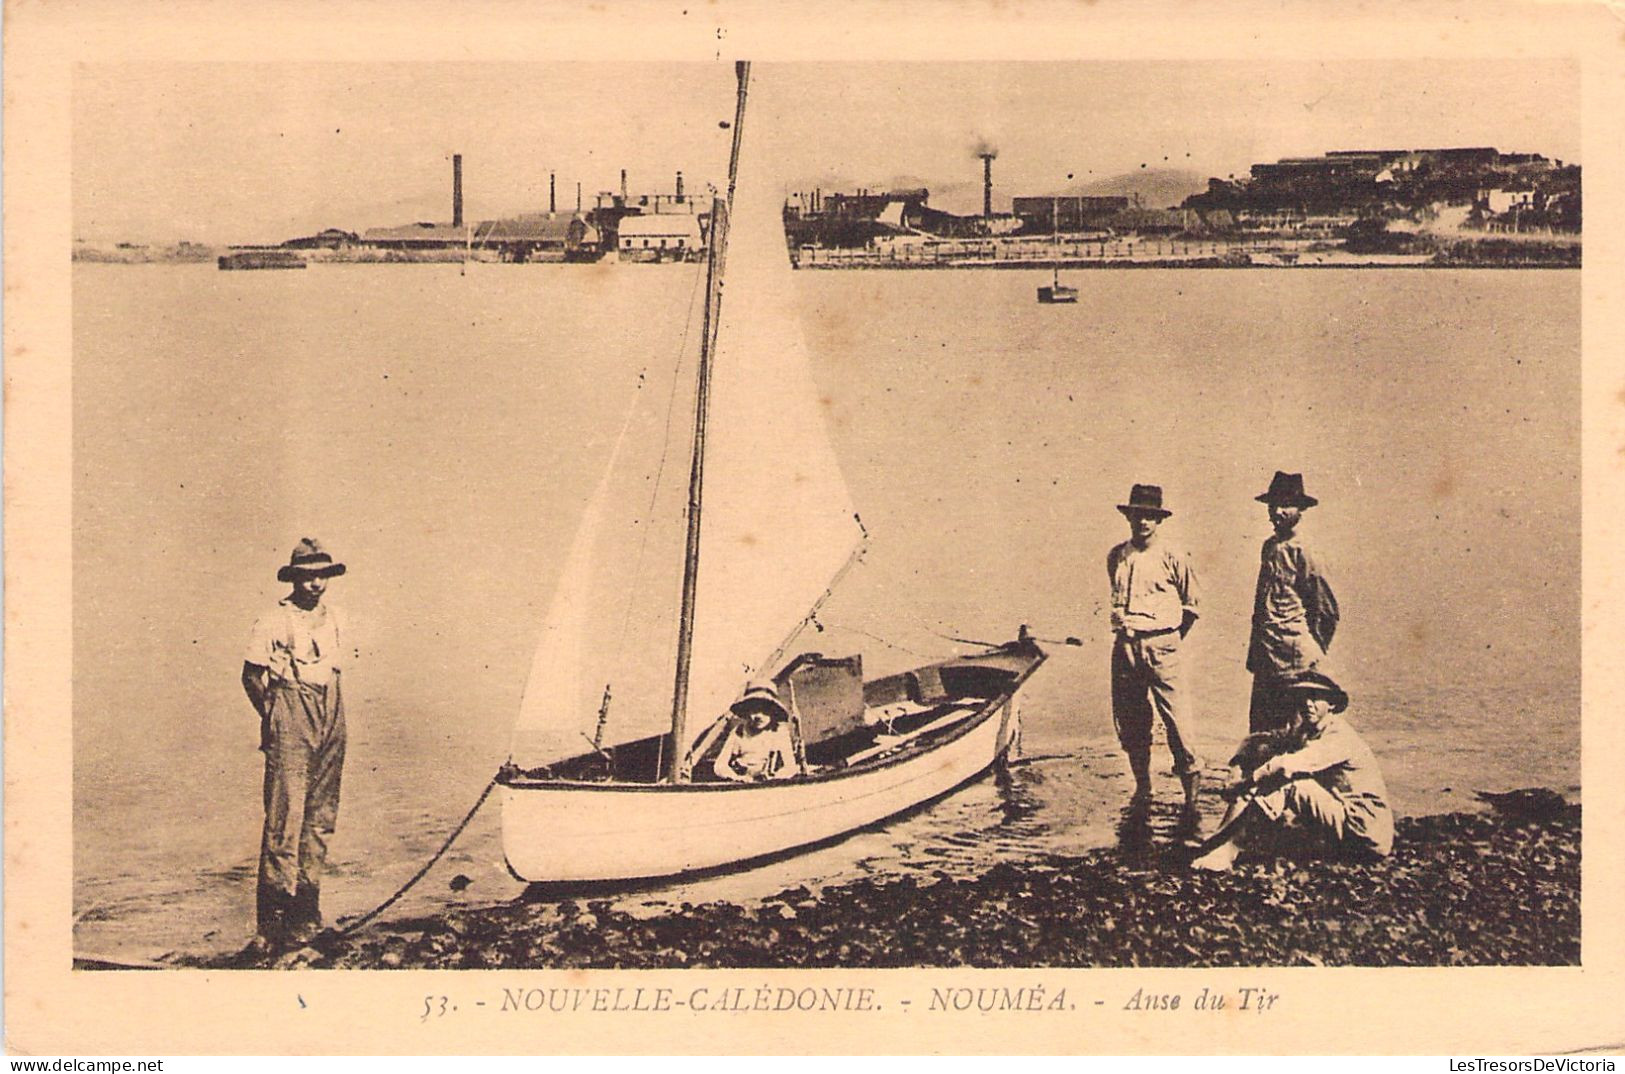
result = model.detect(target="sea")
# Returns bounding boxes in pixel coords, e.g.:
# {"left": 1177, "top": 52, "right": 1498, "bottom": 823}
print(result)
{"left": 71, "top": 261, "right": 1580, "bottom": 962}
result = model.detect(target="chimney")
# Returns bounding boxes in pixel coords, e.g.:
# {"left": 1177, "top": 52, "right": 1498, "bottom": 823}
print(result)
{"left": 676, "top": 170, "right": 685, "bottom": 201}
{"left": 620, "top": 168, "right": 628, "bottom": 198}
{"left": 576, "top": 182, "right": 582, "bottom": 213}
{"left": 981, "top": 154, "right": 994, "bottom": 219}
{"left": 452, "top": 154, "right": 464, "bottom": 228}
{"left": 550, "top": 171, "right": 556, "bottom": 214}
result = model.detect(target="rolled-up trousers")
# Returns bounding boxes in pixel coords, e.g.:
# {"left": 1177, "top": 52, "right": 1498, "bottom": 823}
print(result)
{"left": 258, "top": 674, "right": 346, "bottom": 899}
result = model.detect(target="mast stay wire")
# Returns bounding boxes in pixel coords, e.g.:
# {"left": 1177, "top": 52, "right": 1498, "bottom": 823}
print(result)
{"left": 610, "top": 259, "right": 709, "bottom": 662}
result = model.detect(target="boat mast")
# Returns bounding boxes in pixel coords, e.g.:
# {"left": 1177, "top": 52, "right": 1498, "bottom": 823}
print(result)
{"left": 665, "top": 60, "right": 751, "bottom": 783}
{"left": 1052, "top": 194, "right": 1060, "bottom": 286}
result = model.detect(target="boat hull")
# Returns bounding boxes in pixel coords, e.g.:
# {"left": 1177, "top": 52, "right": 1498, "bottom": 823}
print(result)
{"left": 501, "top": 694, "right": 1024, "bottom": 883}
{"left": 1037, "top": 285, "right": 1078, "bottom": 303}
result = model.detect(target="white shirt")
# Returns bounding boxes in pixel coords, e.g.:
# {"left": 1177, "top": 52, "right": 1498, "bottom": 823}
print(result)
{"left": 245, "top": 598, "right": 345, "bottom": 687}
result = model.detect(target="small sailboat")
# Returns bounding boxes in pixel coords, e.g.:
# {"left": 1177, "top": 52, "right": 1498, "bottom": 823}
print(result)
{"left": 1037, "top": 195, "right": 1078, "bottom": 303}
{"left": 497, "top": 62, "right": 1046, "bottom": 884}
{"left": 1038, "top": 266, "right": 1078, "bottom": 304}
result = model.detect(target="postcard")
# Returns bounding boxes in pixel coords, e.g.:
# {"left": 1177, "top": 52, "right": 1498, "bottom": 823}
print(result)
{"left": 6, "top": 0, "right": 1623, "bottom": 1056}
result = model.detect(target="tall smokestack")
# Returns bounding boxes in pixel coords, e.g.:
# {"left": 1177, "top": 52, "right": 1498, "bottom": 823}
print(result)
{"left": 550, "top": 171, "right": 556, "bottom": 214}
{"left": 676, "top": 170, "right": 685, "bottom": 201}
{"left": 452, "top": 154, "right": 464, "bottom": 228}
{"left": 576, "top": 181, "right": 582, "bottom": 212}
{"left": 620, "top": 169, "right": 628, "bottom": 198}
{"left": 981, "top": 154, "right": 994, "bottom": 219}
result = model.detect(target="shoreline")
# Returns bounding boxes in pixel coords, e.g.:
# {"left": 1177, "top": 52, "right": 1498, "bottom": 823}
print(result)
{"left": 164, "top": 797, "right": 1579, "bottom": 971}
{"left": 70, "top": 256, "right": 1582, "bottom": 271}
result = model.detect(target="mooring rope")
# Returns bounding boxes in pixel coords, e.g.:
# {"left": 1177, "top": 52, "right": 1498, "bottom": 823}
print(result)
{"left": 337, "top": 771, "right": 501, "bottom": 938}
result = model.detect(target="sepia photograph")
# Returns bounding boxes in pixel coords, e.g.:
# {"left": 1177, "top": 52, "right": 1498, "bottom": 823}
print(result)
{"left": 69, "top": 54, "right": 1582, "bottom": 970}
{"left": 7, "top": 0, "right": 1624, "bottom": 1057}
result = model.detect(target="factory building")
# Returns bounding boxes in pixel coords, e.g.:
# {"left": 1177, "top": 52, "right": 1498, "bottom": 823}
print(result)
{"left": 280, "top": 228, "right": 360, "bottom": 250}
{"left": 618, "top": 213, "right": 704, "bottom": 262}
{"left": 1012, "top": 195, "right": 1133, "bottom": 234}
{"left": 359, "top": 222, "right": 471, "bottom": 250}
{"left": 475, "top": 214, "right": 599, "bottom": 262}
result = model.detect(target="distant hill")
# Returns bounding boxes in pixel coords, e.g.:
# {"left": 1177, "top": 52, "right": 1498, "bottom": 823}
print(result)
{"left": 789, "top": 167, "right": 1212, "bottom": 216}
{"left": 1061, "top": 169, "right": 1211, "bottom": 210}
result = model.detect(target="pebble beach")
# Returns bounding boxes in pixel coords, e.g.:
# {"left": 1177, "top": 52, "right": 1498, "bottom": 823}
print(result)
{"left": 175, "top": 795, "right": 1578, "bottom": 971}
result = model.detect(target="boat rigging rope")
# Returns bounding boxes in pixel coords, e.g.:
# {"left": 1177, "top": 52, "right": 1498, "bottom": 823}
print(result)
{"left": 812, "top": 620, "right": 948, "bottom": 661}
{"left": 614, "top": 261, "right": 708, "bottom": 660}
{"left": 336, "top": 771, "right": 501, "bottom": 939}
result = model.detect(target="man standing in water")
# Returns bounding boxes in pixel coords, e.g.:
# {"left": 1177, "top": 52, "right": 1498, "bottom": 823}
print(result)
{"left": 1247, "top": 472, "right": 1340, "bottom": 733}
{"left": 1107, "top": 484, "right": 1202, "bottom": 817}
{"left": 241, "top": 538, "right": 349, "bottom": 949}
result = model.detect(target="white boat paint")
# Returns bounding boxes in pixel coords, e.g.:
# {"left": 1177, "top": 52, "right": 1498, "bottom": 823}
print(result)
{"left": 502, "top": 696, "right": 1021, "bottom": 883}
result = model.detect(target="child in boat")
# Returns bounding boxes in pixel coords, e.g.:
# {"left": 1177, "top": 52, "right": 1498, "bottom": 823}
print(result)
{"left": 714, "top": 682, "right": 797, "bottom": 782}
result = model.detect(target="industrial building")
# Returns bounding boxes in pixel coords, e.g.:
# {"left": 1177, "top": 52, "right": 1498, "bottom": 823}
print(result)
{"left": 617, "top": 214, "right": 704, "bottom": 262}
{"left": 1011, "top": 196, "right": 1133, "bottom": 234}
{"left": 359, "top": 222, "right": 471, "bottom": 250}
{"left": 475, "top": 214, "right": 599, "bottom": 262}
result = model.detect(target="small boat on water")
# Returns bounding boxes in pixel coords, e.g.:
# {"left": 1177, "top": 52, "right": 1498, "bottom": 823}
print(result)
{"left": 1036, "top": 196, "right": 1077, "bottom": 303}
{"left": 498, "top": 63, "right": 1047, "bottom": 884}
{"left": 218, "top": 250, "right": 306, "bottom": 271}
{"left": 1038, "top": 268, "right": 1078, "bottom": 304}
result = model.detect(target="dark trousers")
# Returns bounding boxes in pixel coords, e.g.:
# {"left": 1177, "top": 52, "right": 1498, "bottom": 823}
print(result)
{"left": 1248, "top": 675, "right": 1301, "bottom": 734}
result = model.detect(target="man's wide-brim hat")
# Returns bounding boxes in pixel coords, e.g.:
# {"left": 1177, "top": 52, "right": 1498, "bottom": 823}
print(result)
{"left": 1279, "top": 669, "right": 1348, "bottom": 713}
{"left": 1117, "top": 483, "right": 1172, "bottom": 519}
{"left": 277, "top": 537, "right": 347, "bottom": 582}
{"left": 1256, "top": 470, "right": 1319, "bottom": 509}
{"left": 730, "top": 681, "right": 789, "bottom": 723}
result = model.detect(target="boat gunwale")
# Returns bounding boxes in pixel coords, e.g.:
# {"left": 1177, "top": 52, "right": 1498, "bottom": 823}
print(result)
{"left": 500, "top": 642, "right": 1047, "bottom": 794}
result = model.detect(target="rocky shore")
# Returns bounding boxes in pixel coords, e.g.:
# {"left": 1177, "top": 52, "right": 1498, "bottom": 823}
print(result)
{"left": 185, "top": 797, "right": 1579, "bottom": 971}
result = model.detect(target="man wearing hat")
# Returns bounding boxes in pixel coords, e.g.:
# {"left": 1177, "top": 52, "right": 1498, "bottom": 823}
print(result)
{"left": 1106, "top": 484, "right": 1203, "bottom": 814}
{"left": 1191, "top": 669, "right": 1392, "bottom": 871}
{"left": 240, "top": 538, "right": 350, "bottom": 947}
{"left": 1247, "top": 471, "right": 1340, "bottom": 734}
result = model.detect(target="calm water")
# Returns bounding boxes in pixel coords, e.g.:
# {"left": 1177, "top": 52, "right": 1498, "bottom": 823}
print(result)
{"left": 72, "top": 262, "right": 1580, "bottom": 961}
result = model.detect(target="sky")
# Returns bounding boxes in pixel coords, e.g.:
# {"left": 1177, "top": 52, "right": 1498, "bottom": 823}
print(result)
{"left": 74, "top": 59, "right": 1579, "bottom": 245}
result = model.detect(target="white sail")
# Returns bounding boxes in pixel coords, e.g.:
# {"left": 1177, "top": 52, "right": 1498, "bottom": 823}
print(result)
{"left": 680, "top": 72, "right": 865, "bottom": 756}
{"left": 510, "top": 68, "right": 861, "bottom": 771}
{"left": 508, "top": 329, "right": 693, "bottom": 766}
{"left": 510, "top": 469, "right": 611, "bottom": 762}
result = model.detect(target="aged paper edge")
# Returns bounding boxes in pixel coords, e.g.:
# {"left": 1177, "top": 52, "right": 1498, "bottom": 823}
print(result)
{"left": 5, "top": 0, "right": 1623, "bottom": 1056}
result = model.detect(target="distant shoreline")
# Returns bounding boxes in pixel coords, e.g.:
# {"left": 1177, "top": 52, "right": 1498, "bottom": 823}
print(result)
{"left": 71, "top": 254, "right": 1582, "bottom": 271}
{"left": 72, "top": 237, "right": 1581, "bottom": 271}
{"left": 791, "top": 259, "right": 1581, "bottom": 271}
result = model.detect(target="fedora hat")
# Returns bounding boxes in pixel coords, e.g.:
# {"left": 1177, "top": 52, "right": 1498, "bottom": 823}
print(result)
{"left": 730, "top": 681, "right": 789, "bottom": 723}
{"left": 1117, "top": 483, "right": 1172, "bottom": 519}
{"left": 1255, "top": 471, "right": 1319, "bottom": 509}
{"left": 277, "top": 537, "right": 347, "bottom": 582}
{"left": 1278, "top": 669, "right": 1348, "bottom": 713}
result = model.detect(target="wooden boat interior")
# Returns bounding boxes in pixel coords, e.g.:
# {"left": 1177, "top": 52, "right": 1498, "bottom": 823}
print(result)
{"left": 506, "top": 641, "right": 1042, "bottom": 787}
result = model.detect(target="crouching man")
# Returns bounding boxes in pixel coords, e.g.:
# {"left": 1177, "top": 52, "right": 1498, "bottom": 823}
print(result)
{"left": 1191, "top": 671, "right": 1392, "bottom": 871}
